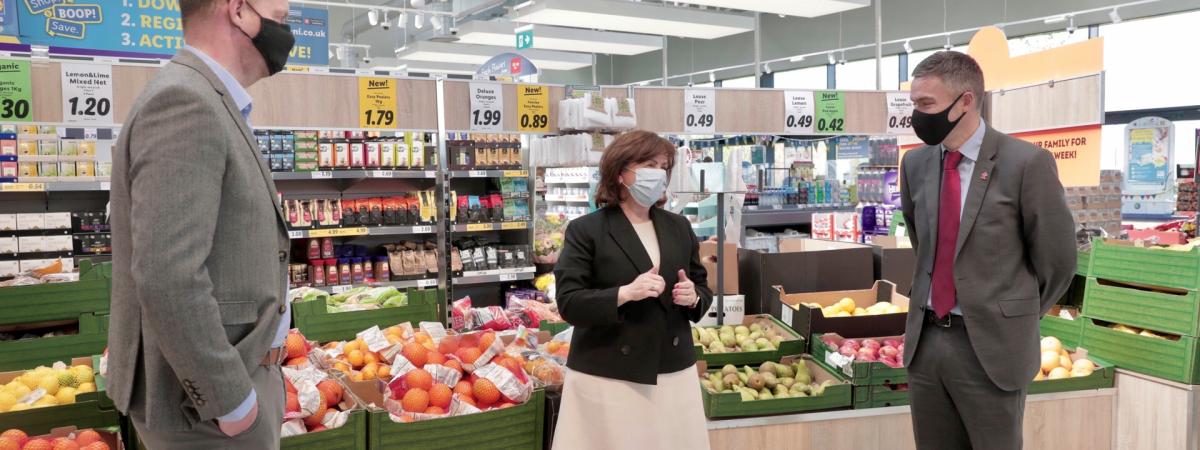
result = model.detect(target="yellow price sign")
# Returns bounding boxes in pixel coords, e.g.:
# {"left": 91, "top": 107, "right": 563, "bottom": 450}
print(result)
{"left": 308, "top": 227, "right": 369, "bottom": 238}
{"left": 501, "top": 221, "right": 527, "bottom": 230}
{"left": 516, "top": 84, "right": 550, "bottom": 132}
{"left": 465, "top": 223, "right": 494, "bottom": 232}
{"left": 1, "top": 183, "right": 45, "bottom": 192}
{"left": 502, "top": 170, "right": 528, "bottom": 178}
{"left": 359, "top": 77, "right": 397, "bottom": 129}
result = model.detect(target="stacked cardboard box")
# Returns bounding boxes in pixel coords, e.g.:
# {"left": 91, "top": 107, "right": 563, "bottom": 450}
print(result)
{"left": 1065, "top": 170, "right": 1123, "bottom": 237}
{"left": 1177, "top": 180, "right": 1197, "bottom": 213}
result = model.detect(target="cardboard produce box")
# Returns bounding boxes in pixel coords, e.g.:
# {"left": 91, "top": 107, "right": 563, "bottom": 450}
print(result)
{"left": 867, "top": 236, "right": 916, "bottom": 296}
{"left": 699, "top": 240, "right": 738, "bottom": 295}
{"left": 739, "top": 238, "right": 874, "bottom": 317}
{"left": 775, "top": 280, "right": 910, "bottom": 346}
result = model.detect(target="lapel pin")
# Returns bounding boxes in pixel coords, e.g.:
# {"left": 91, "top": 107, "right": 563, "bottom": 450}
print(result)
{"left": 980, "top": 172, "right": 989, "bottom": 181}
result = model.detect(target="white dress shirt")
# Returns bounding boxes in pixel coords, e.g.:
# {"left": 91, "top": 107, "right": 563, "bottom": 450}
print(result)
{"left": 928, "top": 119, "right": 986, "bottom": 316}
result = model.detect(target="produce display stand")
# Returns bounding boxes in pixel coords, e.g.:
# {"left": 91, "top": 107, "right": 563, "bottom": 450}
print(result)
{"left": 0, "top": 260, "right": 111, "bottom": 326}
{"left": 289, "top": 288, "right": 443, "bottom": 343}
{"left": 1027, "top": 353, "right": 1116, "bottom": 395}
{"left": 366, "top": 389, "right": 546, "bottom": 450}
{"left": 1040, "top": 309, "right": 1084, "bottom": 350}
{"left": 281, "top": 410, "right": 369, "bottom": 450}
{"left": 698, "top": 356, "right": 852, "bottom": 419}
{"left": 0, "top": 312, "right": 108, "bottom": 372}
{"left": 1114, "top": 369, "right": 1200, "bottom": 450}
{"left": 851, "top": 383, "right": 909, "bottom": 409}
{"left": 693, "top": 315, "right": 806, "bottom": 367}
{"left": 809, "top": 333, "right": 907, "bottom": 386}
{"left": 0, "top": 356, "right": 121, "bottom": 437}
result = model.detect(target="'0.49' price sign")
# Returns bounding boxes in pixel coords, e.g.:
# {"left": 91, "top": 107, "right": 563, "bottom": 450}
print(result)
{"left": 783, "top": 90, "right": 814, "bottom": 134}
{"left": 683, "top": 89, "right": 716, "bottom": 134}
{"left": 61, "top": 63, "right": 114, "bottom": 125}
{"left": 469, "top": 82, "right": 504, "bottom": 132}
{"left": 886, "top": 92, "right": 915, "bottom": 135}
{"left": 0, "top": 60, "right": 32, "bottom": 122}
{"left": 359, "top": 77, "right": 397, "bottom": 128}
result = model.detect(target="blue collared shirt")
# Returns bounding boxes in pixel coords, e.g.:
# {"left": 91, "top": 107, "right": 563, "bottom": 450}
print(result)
{"left": 185, "top": 45, "right": 291, "bottom": 423}
{"left": 928, "top": 119, "right": 986, "bottom": 316}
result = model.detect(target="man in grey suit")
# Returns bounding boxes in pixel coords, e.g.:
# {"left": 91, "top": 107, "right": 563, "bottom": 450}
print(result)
{"left": 900, "top": 51, "right": 1076, "bottom": 450}
{"left": 107, "top": 0, "right": 295, "bottom": 448}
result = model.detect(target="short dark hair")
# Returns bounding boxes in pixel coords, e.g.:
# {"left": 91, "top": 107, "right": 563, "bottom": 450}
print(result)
{"left": 595, "top": 130, "right": 676, "bottom": 208}
{"left": 912, "top": 51, "right": 985, "bottom": 110}
{"left": 180, "top": 0, "right": 221, "bottom": 26}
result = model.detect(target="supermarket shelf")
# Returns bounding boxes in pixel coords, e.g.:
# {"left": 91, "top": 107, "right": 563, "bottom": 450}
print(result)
{"left": 1, "top": 181, "right": 111, "bottom": 192}
{"left": 448, "top": 169, "right": 529, "bottom": 179}
{"left": 545, "top": 177, "right": 594, "bottom": 184}
{"left": 271, "top": 170, "right": 437, "bottom": 180}
{"left": 286, "top": 224, "right": 436, "bottom": 239}
{"left": 740, "top": 207, "right": 854, "bottom": 228}
{"left": 545, "top": 195, "right": 590, "bottom": 203}
{"left": 299, "top": 278, "right": 439, "bottom": 294}
{"left": 450, "top": 221, "right": 531, "bottom": 232}
{"left": 452, "top": 266, "right": 536, "bottom": 286}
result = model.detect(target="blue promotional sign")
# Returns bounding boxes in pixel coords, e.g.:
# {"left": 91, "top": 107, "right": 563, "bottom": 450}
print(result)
{"left": 18, "top": 0, "right": 183, "bottom": 57}
{"left": 477, "top": 52, "right": 538, "bottom": 80}
{"left": 836, "top": 136, "right": 870, "bottom": 160}
{"left": 286, "top": 6, "right": 328, "bottom": 66}
{"left": 0, "top": 0, "right": 19, "bottom": 36}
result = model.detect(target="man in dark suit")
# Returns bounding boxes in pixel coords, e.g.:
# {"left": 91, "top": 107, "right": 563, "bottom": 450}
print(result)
{"left": 900, "top": 51, "right": 1076, "bottom": 449}
{"left": 108, "top": 0, "right": 295, "bottom": 448}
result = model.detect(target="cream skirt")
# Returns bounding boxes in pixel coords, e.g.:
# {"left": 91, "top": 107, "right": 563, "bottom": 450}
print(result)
{"left": 552, "top": 365, "right": 711, "bottom": 450}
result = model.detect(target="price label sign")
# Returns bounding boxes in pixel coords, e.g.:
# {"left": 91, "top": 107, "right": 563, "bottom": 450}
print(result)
{"left": 814, "top": 91, "right": 846, "bottom": 133}
{"left": 469, "top": 82, "right": 504, "bottom": 132}
{"left": 468, "top": 170, "right": 489, "bottom": 178}
{"left": 465, "top": 223, "right": 493, "bottom": 232}
{"left": 0, "top": 60, "right": 32, "bottom": 122}
{"left": 500, "top": 221, "right": 527, "bottom": 230}
{"left": 358, "top": 77, "right": 397, "bottom": 128}
{"left": 311, "top": 171, "right": 333, "bottom": 179}
{"left": 308, "top": 227, "right": 369, "bottom": 238}
{"left": 683, "top": 89, "right": 716, "bottom": 133}
{"left": 287, "top": 230, "right": 304, "bottom": 239}
{"left": 411, "top": 225, "right": 433, "bottom": 234}
{"left": 516, "top": 84, "right": 550, "bottom": 132}
{"left": 370, "top": 170, "right": 394, "bottom": 178}
{"left": 783, "top": 91, "right": 815, "bottom": 134}
{"left": 417, "top": 279, "right": 438, "bottom": 288}
{"left": 499, "top": 273, "right": 518, "bottom": 282}
{"left": 61, "top": 63, "right": 114, "bottom": 125}
{"left": 886, "top": 92, "right": 915, "bottom": 135}
{"left": 502, "top": 170, "right": 528, "bottom": 178}
{"left": 1, "top": 183, "right": 45, "bottom": 192}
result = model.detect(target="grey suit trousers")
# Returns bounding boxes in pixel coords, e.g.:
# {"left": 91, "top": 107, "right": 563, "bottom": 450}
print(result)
{"left": 908, "top": 313, "right": 1026, "bottom": 450}
{"left": 130, "top": 364, "right": 284, "bottom": 450}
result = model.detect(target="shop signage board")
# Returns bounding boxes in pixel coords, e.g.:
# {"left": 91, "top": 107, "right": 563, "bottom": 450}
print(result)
{"left": 783, "top": 90, "right": 815, "bottom": 134}
{"left": 815, "top": 91, "right": 845, "bottom": 133}
{"left": 0, "top": 0, "right": 18, "bottom": 37}
{"left": 60, "top": 63, "right": 114, "bottom": 125}
{"left": 885, "top": 93, "right": 914, "bottom": 135}
{"left": 18, "top": 1, "right": 183, "bottom": 57}
{"left": 683, "top": 89, "right": 716, "bottom": 134}
{"left": 836, "top": 136, "right": 870, "bottom": 160}
{"left": 469, "top": 82, "right": 504, "bottom": 132}
{"left": 0, "top": 59, "right": 31, "bottom": 122}
{"left": 358, "top": 77, "right": 397, "bottom": 129}
{"left": 1122, "top": 117, "right": 1174, "bottom": 194}
{"left": 1011, "top": 124, "right": 1103, "bottom": 187}
{"left": 286, "top": 7, "right": 330, "bottom": 66}
{"left": 516, "top": 84, "right": 549, "bottom": 132}
{"left": 516, "top": 25, "right": 533, "bottom": 50}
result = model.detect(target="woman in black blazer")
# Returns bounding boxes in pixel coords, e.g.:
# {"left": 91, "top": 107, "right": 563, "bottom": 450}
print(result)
{"left": 551, "top": 130, "right": 713, "bottom": 450}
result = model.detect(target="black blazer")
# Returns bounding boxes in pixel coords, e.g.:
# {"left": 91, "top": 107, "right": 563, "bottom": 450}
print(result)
{"left": 554, "top": 206, "right": 713, "bottom": 385}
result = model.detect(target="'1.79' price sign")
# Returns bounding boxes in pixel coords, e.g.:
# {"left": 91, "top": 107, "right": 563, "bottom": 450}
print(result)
{"left": 470, "top": 82, "right": 504, "bottom": 132}
{"left": 359, "top": 77, "right": 397, "bottom": 128}
{"left": 61, "top": 63, "right": 115, "bottom": 125}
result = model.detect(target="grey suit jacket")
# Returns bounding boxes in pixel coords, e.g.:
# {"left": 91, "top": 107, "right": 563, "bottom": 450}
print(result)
{"left": 899, "top": 125, "right": 1076, "bottom": 392}
{"left": 107, "top": 48, "right": 291, "bottom": 431}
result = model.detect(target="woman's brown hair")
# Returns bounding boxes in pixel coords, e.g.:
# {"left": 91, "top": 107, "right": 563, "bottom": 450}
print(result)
{"left": 594, "top": 130, "right": 677, "bottom": 207}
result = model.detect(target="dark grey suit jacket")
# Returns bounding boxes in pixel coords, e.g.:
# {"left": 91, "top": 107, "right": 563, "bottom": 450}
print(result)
{"left": 900, "top": 125, "right": 1076, "bottom": 392}
{"left": 107, "top": 48, "right": 291, "bottom": 430}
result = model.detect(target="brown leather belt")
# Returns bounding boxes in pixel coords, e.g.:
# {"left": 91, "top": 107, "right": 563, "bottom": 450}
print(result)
{"left": 261, "top": 347, "right": 287, "bottom": 366}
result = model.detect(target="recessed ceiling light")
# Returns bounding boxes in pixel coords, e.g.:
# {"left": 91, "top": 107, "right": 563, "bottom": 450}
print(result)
{"left": 789, "top": 55, "right": 805, "bottom": 63}
{"left": 395, "top": 40, "right": 593, "bottom": 70}
{"left": 1108, "top": 8, "right": 1121, "bottom": 23}
{"left": 677, "top": 0, "right": 869, "bottom": 18}
{"left": 903, "top": 40, "right": 913, "bottom": 54}
{"left": 368, "top": 9, "right": 379, "bottom": 26}
{"left": 512, "top": 0, "right": 755, "bottom": 40}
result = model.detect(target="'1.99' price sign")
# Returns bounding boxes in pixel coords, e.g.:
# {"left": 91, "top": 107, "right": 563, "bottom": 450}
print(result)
{"left": 61, "top": 63, "right": 115, "bottom": 125}
{"left": 0, "top": 60, "right": 32, "bottom": 122}
{"left": 470, "top": 82, "right": 504, "bottom": 132}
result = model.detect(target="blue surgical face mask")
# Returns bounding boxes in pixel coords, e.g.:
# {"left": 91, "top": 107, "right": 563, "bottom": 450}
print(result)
{"left": 624, "top": 167, "right": 668, "bottom": 208}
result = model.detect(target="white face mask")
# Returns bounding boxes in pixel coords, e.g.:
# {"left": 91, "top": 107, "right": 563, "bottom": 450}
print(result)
{"left": 624, "top": 167, "right": 668, "bottom": 208}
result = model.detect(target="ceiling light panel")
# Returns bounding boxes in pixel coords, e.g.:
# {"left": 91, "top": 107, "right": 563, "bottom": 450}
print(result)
{"left": 512, "top": 0, "right": 755, "bottom": 40}
{"left": 395, "top": 41, "right": 593, "bottom": 71}
{"left": 680, "top": 0, "right": 869, "bottom": 17}
{"left": 456, "top": 19, "right": 662, "bottom": 55}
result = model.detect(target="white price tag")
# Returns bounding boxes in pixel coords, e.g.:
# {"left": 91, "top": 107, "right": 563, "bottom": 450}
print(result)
{"left": 357, "top": 326, "right": 390, "bottom": 352}
{"left": 780, "top": 304, "right": 794, "bottom": 326}
{"left": 424, "top": 171, "right": 435, "bottom": 178}
{"left": 469, "top": 82, "right": 504, "bottom": 132}
{"left": 330, "top": 285, "right": 352, "bottom": 294}
{"left": 826, "top": 349, "right": 855, "bottom": 370}
{"left": 311, "top": 171, "right": 333, "bottom": 179}
{"left": 287, "top": 230, "right": 304, "bottom": 239}
{"left": 682, "top": 89, "right": 716, "bottom": 134}
{"left": 412, "top": 225, "right": 433, "bottom": 234}
{"left": 468, "top": 170, "right": 488, "bottom": 178}
{"left": 371, "top": 170, "right": 394, "bottom": 178}
{"left": 83, "top": 128, "right": 98, "bottom": 140}
{"left": 499, "top": 273, "right": 517, "bottom": 282}
{"left": 784, "top": 90, "right": 816, "bottom": 134}
{"left": 417, "top": 278, "right": 437, "bottom": 288}
{"left": 886, "top": 92, "right": 915, "bottom": 135}
{"left": 61, "top": 64, "right": 115, "bottom": 125}
{"left": 98, "top": 182, "right": 110, "bottom": 191}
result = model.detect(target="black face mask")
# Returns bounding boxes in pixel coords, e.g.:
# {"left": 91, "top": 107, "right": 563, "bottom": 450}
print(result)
{"left": 911, "top": 92, "right": 966, "bottom": 146}
{"left": 239, "top": 2, "right": 295, "bottom": 76}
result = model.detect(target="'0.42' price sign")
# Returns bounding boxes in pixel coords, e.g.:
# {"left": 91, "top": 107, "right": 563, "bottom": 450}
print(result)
{"left": 359, "top": 77, "right": 397, "bottom": 128}
{"left": 0, "top": 60, "right": 32, "bottom": 122}
{"left": 61, "top": 63, "right": 114, "bottom": 125}
{"left": 469, "top": 82, "right": 504, "bottom": 132}
{"left": 683, "top": 89, "right": 716, "bottom": 134}
{"left": 814, "top": 91, "right": 845, "bottom": 133}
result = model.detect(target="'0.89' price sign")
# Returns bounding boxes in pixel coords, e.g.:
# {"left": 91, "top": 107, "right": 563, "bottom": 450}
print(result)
{"left": 61, "top": 63, "right": 114, "bottom": 125}
{"left": 470, "top": 82, "right": 504, "bottom": 132}
{"left": 517, "top": 84, "right": 549, "bottom": 132}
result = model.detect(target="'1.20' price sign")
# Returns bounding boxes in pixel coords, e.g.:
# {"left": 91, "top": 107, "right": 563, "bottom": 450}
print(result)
{"left": 359, "top": 77, "right": 397, "bottom": 128}
{"left": 61, "top": 63, "right": 115, "bottom": 125}
{"left": 0, "top": 60, "right": 32, "bottom": 122}
{"left": 470, "top": 82, "right": 504, "bottom": 132}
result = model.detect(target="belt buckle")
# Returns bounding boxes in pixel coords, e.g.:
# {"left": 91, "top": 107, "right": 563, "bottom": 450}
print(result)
{"left": 935, "top": 314, "right": 952, "bottom": 328}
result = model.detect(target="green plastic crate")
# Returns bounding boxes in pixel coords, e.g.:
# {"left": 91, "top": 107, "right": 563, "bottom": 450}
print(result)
{"left": 0, "top": 356, "right": 120, "bottom": 436}
{"left": 368, "top": 389, "right": 545, "bottom": 450}
{"left": 537, "top": 321, "right": 570, "bottom": 337}
{"left": 1081, "top": 318, "right": 1200, "bottom": 384}
{"left": 1089, "top": 239, "right": 1200, "bottom": 291}
{"left": 0, "top": 313, "right": 109, "bottom": 372}
{"left": 1040, "top": 315, "right": 1084, "bottom": 350}
{"left": 282, "top": 410, "right": 368, "bottom": 450}
{"left": 852, "top": 384, "right": 910, "bottom": 409}
{"left": 810, "top": 333, "right": 908, "bottom": 385}
{"left": 698, "top": 355, "right": 852, "bottom": 418}
{"left": 292, "top": 289, "right": 442, "bottom": 343}
{"left": 694, "top": 315, "right": 806, "bottom": 367}
{"left": 1077, "top": 250, "right": 1090, "bottom": 277}
{"left": 0, "top": 261, "right": 111, "bottom": 326}
{"left": 1027, "top": 354, "right": 1116, "bottom": 395}
{"left": 1081, "top": 277, "right": 1200, "bottom": 337}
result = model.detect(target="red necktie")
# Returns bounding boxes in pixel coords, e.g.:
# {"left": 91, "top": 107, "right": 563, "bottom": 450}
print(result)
{"left": 932, "top": 151, "right": 963, "bottom": 318}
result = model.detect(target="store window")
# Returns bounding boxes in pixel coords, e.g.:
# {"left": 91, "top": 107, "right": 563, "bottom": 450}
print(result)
{"left": 1102, "top": 121, "right": 1200, "bottom": 171}
{"left": 721, "top": 76, "right": 757, "bottom": 88}
{"left": 1101, "top": 10, "right": 1200, "bottom": 112}
{"left": 774, "top": 65, "right": 827, "bottom": 89}
{"left": 837, "top": 56, "right": 899, "bottom": 90}
{"left": 1007, "top": 30, "right": 1088, "bottom": 57}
